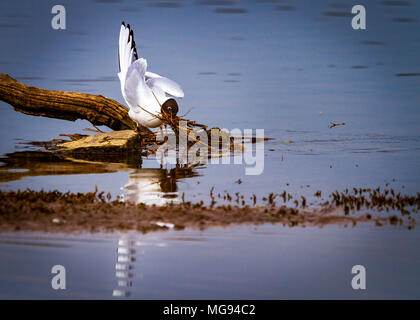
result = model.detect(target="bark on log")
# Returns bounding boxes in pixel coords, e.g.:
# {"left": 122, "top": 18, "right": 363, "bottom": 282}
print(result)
{"left": 0, "top": 74, "right": 136, "bottom": 131}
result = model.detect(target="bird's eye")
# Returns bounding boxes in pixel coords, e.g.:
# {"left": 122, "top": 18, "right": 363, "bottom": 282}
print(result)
{"left": 161, "top": 99, "right": 179, "bottom": 117}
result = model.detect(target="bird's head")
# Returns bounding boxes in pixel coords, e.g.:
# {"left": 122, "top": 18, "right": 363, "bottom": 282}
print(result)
{"left": 161, "top": 98, "right": 179, "bottom": 118}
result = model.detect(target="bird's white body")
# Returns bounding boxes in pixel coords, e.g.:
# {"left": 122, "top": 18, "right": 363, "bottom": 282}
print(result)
{"left": 118, "top": 23, "right": 184, "bottom": 128}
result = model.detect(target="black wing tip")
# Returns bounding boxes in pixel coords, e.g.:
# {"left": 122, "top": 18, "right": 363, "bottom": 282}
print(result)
{"left": 128, "top": 27, "right": 138, "bottom": 59}
{"left": 119, "top": 22, "right": 138, "bottom": 67}
{"left": 129, "top": 29, "right": 134, "bottom": 44}
{"left": 122, "top": 21, "right": 133, "bottom": 35}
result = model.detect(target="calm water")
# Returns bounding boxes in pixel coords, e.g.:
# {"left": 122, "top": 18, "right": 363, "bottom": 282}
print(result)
{"left": 0, "top": 0, "right": 419, "bottom": 298}
{"left": 1, "top": 225, "right": 420, "bottom": 299}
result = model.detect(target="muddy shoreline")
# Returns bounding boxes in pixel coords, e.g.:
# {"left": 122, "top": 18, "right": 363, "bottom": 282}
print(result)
{"left": 0, "top": 188, "right": 417, "bottom": 233}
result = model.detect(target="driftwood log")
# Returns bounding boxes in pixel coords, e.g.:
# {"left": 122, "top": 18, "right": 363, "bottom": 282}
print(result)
{"left": 0, "top": 74, "right": 249, "bottom": 158}
{"left": 0, "top": 74, "right": 136, "bottom": 131}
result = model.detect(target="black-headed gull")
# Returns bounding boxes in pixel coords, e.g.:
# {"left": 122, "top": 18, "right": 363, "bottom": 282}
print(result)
{"left": 118, "top": 22, "right": 184, "bottom": 130}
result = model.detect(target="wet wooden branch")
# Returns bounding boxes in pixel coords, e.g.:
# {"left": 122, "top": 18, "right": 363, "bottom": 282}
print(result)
{"left": 0, "top": 74, "right": 136, "bottom": 131}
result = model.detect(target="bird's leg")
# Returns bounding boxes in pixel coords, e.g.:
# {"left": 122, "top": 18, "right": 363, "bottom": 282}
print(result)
{"left": 158, "top": 125, "right": 163, "bottom": 140}
{"left": 135, "top": 124, "right": 154, "bottom": 147}
{"left": 136, "top": 124, "right": 153, "bottom": 135}
{"left": 134, "top": 125, "right": 143, "bottom": 147}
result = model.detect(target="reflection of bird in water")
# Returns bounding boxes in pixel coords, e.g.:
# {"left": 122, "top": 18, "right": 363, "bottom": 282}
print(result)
{"left": 113, "top": 164, "right": 200, "bottom": 297}
{"left": 121, "top": 165, "right": 200, "bottom": 206}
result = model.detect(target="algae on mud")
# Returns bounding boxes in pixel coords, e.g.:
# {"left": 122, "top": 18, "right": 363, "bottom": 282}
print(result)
{"left": 0, "top": 187, "right": 417, "bottom": 233}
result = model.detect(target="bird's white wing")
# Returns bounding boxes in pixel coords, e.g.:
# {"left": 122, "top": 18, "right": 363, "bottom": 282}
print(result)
{"left": 118, "top": 22, "right": 138, "bottom": 93}
{"left": 145, "top": 71, "right": 162, "bottom": 80}
{"left": 124, "top": 58, "right": 148, "bottom": 110}
{"left": 146, "top": 76, "right": 184, "bottom": 98}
